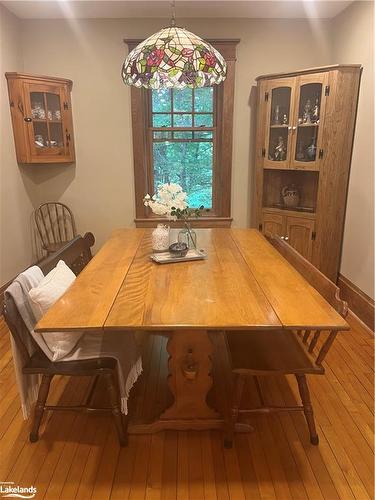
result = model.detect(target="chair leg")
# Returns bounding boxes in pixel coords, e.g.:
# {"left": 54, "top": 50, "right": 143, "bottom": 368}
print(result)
{"left": 30, "top": 374, "right": 52, "bottom": 443}
{"left": 296, "top": 375, "right": 319, "bottom": 445}
{"left": 224, "top": 374, "right": 245, "bottom": 449}
{"left": 106, "top": 372, "right": 128, "bottom": 447}
{"left": 253, "top": 376, "right": 265, "bottom": 406}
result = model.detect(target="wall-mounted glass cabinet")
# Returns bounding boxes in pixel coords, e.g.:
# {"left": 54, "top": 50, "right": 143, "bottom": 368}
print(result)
{"left": 6, "top": 73, "right": 75, "bottom": 164}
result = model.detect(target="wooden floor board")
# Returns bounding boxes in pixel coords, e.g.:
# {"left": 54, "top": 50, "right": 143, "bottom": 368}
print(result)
{"left": 0, "top": 316, "right": 373, "bottom": 499}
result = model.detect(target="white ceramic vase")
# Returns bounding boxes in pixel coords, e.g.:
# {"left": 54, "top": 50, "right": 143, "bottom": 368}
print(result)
{"left": 152, "top": 224, "right": 170, "bottom": 252}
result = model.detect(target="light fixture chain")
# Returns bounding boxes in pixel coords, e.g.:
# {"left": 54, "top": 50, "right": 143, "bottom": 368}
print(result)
{"left": 170, "top": 0, "right": 176, "bottom": 27}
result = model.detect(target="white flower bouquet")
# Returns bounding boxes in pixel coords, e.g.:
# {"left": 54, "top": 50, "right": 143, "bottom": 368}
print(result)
{"left": 144, "top": 183, "right": 206, "bottom": 250}
{"left": 144, "top": 183, "right": 188, "bottom": 219}
{"left": 144, "top": 183, "right": 204, "bottom": 221}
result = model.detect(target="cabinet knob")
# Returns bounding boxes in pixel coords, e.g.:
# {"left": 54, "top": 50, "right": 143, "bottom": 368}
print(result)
{"left": 280, "top": 236, "right": 285, "bottom": 240}
{"left": 288, "top": 126, "right": 292, "bottom": 131}
{"left": 24, "top": 117, "right": 32, "bottom": 123}
{"left": 285, "top": 236, "right": 289, "bottom": 241}
{"left": 292, "top": 126, "right": 297, "bottom": 131}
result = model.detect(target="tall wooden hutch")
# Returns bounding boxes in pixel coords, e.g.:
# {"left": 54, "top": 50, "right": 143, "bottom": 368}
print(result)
{"left": 254, "top": 64, "right": 362, "bottom": 281}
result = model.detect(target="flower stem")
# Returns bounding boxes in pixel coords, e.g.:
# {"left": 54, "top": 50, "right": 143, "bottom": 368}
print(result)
{"left": 184, "top": 221, "right": 197, "bottom": 249}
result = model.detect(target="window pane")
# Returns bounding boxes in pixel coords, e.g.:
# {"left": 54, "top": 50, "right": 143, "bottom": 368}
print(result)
{"left": 33, "top": 122, "right": 48, "bottom": 148}
{"left": 152, "top": 89, "right": 171, "bottom": 113}
{"left": 173, "top": 114, "right": 192, "bottom": 127}
{"left": 153, "top": 141, "right": 213, "bottom": 208}
{"left": 153, "top": 131, "right": 172, "bottom": 139}
{"left": 46, "top": 93, "right": 62, "bottom": 121}
{"left": 194, "top": 131, "right": 213, "bottom": 139}
{"left": 173, "top": 88, "right": 193, "bottom": 112}
{"left": 153, "top": 114, "right": 172, "bottom": 127}
{"left": 194, "top": 88, "right": 213, "bottom": 112}
{"left": 30, "top": 92, "right": 46, "bottom": 119}
{"left": 49, "top": 122, "right": 64, "bottom": 147}
{"left": 174, "top": 131, "right": 193, "bottom": 139}
{"left": 194, "top": 114, "right": 213, "bottom": 127}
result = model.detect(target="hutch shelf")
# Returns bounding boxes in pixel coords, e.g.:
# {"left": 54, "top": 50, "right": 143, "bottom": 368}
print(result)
{"left": 255, "top": 64, "right": 362, "bottom": 281}
{"left": 5, "top": 73, "right": 75, "bottom": 164}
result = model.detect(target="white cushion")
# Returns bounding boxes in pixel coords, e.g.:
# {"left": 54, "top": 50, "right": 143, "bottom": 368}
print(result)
{"left": 28, "top": 260, "right": 83, "bottom": 361}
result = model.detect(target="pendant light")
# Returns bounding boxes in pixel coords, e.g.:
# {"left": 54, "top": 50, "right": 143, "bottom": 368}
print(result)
{"left": 122, "top": 1, "right": 227, "bottom": 89}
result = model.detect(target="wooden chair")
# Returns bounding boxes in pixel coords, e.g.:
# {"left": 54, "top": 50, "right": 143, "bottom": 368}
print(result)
{"left": 224, "top": 234, "right": 348, "bottom": 448}
{"left": 34, "top": 202, "right": 77, "bottom": 255}
{"left": 3, "top": 233, "right": 130, "bottom": 447}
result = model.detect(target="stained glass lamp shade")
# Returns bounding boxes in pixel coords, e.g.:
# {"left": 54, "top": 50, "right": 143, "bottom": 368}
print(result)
{"left": 122, "top": 26, "right": 227, "bottom": 89}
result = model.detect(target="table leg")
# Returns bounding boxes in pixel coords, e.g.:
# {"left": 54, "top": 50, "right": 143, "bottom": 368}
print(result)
{"left": 127, "top": 330, "right": 253, "bottom": 434}
{"left": 160, "top": 329, "right": 219, "bottom": 420}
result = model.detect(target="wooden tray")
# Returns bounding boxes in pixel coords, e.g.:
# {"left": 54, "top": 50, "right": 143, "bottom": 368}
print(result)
{"left": 150, "top": 249, "right": 207, "bottom": 264}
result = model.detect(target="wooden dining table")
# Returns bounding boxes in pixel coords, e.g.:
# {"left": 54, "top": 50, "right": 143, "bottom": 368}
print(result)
{"left": 35, "top": 228, "right": 348, "bottom": 433}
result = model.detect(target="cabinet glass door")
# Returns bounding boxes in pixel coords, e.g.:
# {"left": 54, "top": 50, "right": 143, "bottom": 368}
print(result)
{"left": 28, "top": 85, "right": 66, "bottom": 158}
{"left": 264, "top": 78, "right": 296, "bottom": 169}
{"left": 291, "top": 73, "right": 329, "bottom": 170}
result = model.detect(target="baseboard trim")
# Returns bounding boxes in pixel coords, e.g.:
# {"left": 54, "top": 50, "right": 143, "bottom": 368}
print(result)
{"left": 347, "top": 310, "right": 374, "bottom": 337}
{"left": 338, "top": 274, "right": 374, "bottom": 332}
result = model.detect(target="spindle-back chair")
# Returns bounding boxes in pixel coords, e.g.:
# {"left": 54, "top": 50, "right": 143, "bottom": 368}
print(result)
{"left": 34, "top": 202, "right": 77, "bottom": 255}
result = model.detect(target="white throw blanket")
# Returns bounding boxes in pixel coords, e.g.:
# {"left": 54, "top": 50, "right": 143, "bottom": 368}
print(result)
{"left": 5, "top": 266, "right": 143, "bottom": 418}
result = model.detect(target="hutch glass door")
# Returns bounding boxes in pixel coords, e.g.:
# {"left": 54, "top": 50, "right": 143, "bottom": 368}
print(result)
{"left": 26, "top": 84, "right": 66, "bottom": 159}
{"left": 264, "top": 78, "right": 295, "bottom": 169}
{"left": 290, "top": 73, "right": 329, "bottom": 170}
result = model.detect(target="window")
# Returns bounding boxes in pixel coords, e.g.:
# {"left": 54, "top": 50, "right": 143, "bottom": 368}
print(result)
{"left": 151, "top": 87, "right": 215, "bottom": 209}
{"left": 127, "top": 39, "right": 239, "bottom": 227}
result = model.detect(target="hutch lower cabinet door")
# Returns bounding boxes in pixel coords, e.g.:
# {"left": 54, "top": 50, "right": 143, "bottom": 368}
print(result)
{"left": 262, "top": 210, "right": 315, "bottom": 261}
{"left": 255, "top": 65, "right": 362, "bottom": 281}
{"left": 285, "top": 216, "right": 315, "bottom": 261}
{"left": 262, "top": 211, "right": 285, "bottom": 237}
{"left": 5, "top": 73, "right": 75, "bottom": 164}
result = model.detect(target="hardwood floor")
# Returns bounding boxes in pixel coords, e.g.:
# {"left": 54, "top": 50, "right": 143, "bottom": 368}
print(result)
{"left": 0, "top": 316, "right": 373, "bottom": 499}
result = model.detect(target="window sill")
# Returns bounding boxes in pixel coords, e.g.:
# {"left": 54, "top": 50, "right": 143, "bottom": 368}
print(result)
{"left": 134, "top": 217, "right": 233, "bottom": 228}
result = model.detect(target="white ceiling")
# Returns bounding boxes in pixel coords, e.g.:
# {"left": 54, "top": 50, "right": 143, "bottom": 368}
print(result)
{"left": 2, "top": 0, "right": 354, "bottom": 20}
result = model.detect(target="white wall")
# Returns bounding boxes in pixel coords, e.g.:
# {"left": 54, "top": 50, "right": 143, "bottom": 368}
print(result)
{"left": 0, "top": 4, "right": 36, "bottom": 283}
{"left": 0, "top": 5, "right": 373, "bottom": 300}
{"left": 332, "top": 1, "right": 374, "bottom": 298}
{"left": 19, "top": 17, "right": 331, "bottom": 250}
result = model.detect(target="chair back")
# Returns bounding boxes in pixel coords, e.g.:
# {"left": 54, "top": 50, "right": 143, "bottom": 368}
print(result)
{"left": 268, "top": 234, "right": 348, "bottom": 365}
{"left": 3, "top": 233, "right": 95, "bottom": 365}
{"left": 34, "top": 202, "right": 77, "bottom": 252}
{"left": 268, "top": 234, "right": 348, "bottom": 317}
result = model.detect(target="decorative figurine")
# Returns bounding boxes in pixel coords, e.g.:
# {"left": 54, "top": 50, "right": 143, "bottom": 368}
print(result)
{"left": 312, "top": 96, "right": 320, "bottom": 123}
{"left": 273, "top": 104, "right": 281, "bottom": 125}
{"left": 31, "top": 102, "right": 46, "bottom": 120}
{"left": 34, "top": 134, "right": 44, "bottom": 147}
{"left": 274, "top": 136, "right": 286, "bottom": 161}
{"left": 281, "top": 184, "right": 300, "bottom": 209}
{"left": 303, "top": 99, "right": 312, "bottom": 123}
{"left": 306, "top": 137, "right": 317, "bottom": 160}
{"left": 282, "top": 113, "right": 288, "bottom": 125}
{"left": 296, "top": 143, "right": 305, "bottom": 161}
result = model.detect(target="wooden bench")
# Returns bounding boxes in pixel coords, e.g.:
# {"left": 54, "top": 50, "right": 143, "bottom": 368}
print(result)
{"left": 3, "top": 233, "right": 130, "bottom": 447}
{"left": 224, "top": 234, "right": 348, "bottom": 447}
